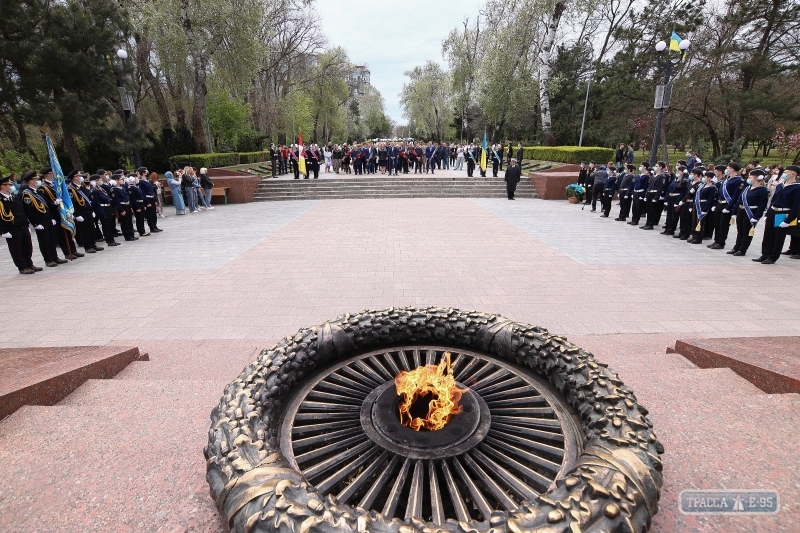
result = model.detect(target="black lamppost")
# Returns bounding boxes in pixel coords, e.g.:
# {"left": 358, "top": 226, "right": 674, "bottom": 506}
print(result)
{"left": 648, "top": 38, "right": 690, "bottom": 167}
{"left": 114, "top": 48, "right": 142, "bottom": 168}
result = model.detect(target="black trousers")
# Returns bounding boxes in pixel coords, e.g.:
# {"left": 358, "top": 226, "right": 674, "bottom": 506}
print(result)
{"left": 57, "top": 224, "right": 78, "bottom": 257}
{"left": 705, "top": 206, "right": 721, "bottom": 239}
{"left": 760, "top": 209, "right": 795, "bottom": 261}
{"left": 467, "top": 160, "right": 475, "bottom": 177}
{"left": 678, "top": 204, "right": 693, "bottom": 238}
{"left": 601, "top": 192, "right": 614, "bottom": 216}
{"left": 732, "top": 209, "right": 755, "bottom": 253}
{"left": 690, "top": 211, "right": 709, "bottom": 243}
{"left": 591, "top": 185, "right": 603, "bottom": 210}
{"left": 618, "top": 196, "right": 632, "bottom": 219}
{"left": 271, "top": 157, "right": 278, "bottom": 177}
{"left": 35, "top": 224, "right": 59, "bottom": 263}
{"left": 292, "top": 160, "right": 299, "bottom": 179}
{"left": 5, "top": 226, "right": 33, "bottom": 270}
{"left": 506, "top": 184, "right": 517, "bottom": 199}
{"left": 664, "top": 199, "right": 679, "bottom": 233}
{"left": 75, "top": 215, "right": 95, "bottom": 250}
{"left": 583, "top": 184, "right": 593, "bottom": 205}
{"left": 631, "top": 196, "right": 645, "bottom": 223}
{"left": 101, "top": 207, "right": 117, "bottom": 244}
{"left": 145, "top": 205, "right": 158, "bottom": 231}
{"left": 134, "top": 209, "right": 147, "bottom": 235}
{"left": 645, "top": 194, "right": 663, "bottom": 226}
{"left": 118, "top": 209, "right": 135, "bottom": 239}
{"left": 492, "top": 161, "right": 499, "bottom": 177}
{"left": 714, "top": 206, "right": 734, "bottom": 246}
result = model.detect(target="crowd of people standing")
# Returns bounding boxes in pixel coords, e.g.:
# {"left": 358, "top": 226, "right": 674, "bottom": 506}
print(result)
{"left": 268, "top": 141, "right": 526, "bottom": 179}
{"left": 577, "top": 157, "right": 800, "bottom": 264}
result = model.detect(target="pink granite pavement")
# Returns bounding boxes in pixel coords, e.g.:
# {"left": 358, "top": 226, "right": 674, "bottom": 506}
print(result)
{"left": 0, "top": 197, "right": 798, "bottom": 532}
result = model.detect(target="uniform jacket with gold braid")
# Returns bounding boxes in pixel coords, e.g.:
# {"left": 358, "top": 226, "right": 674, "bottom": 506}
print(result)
{"left": 38, "top": 181, "right": 61, "bottom": 221}
{"left": 20, "top": 186, "right": 51, "bottom": 225}
{"left": 0, "top": 193, "right": 29, "bottom": 231}
{"left": 68, "top": 184, "right": 93, "bottom": 216}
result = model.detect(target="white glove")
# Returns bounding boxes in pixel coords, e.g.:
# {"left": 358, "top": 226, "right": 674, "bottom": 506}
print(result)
{"left": 664, "top": 202, "right": 668, "bottom": 206}
{"left": 689, "top": 188, "right": 695, "bottom": 193}
{"left": 652, "top": 198, "right": 657, "bottom": 202}
{"left": 750, "top": 218, "right": 758, "bottom": 224}
{"left": 35, "top": 225, "right": 44, "bottom": 230}
{"left": 722, "top": 209, "right": 730, "bottom": 214}
{"left": 54, "top": 198, "right": 62, "bottom": 205}
{"left": 51, "top": 219, "right": 57, "bottom": 225}
{"left": 625, "top": 195, "right": 630, "bottom": 199}
{"left": 92, "top": 212, "right": 96, "bottom": 218}
{"left": 689, "top": 209, "right": 693, "bottom": 213}
{"left": 1, "top": 232, "right": 11, "bottom": 239}
{"left": 779, "top": 222, "right": 790, "bottom": 228}
{"left": 678, "top": 201, "right": 684, "bottom": 206}
{"left": 76, "top": 216, "right": 84, "bottom": 222}
{"left": 711, "top": 206, "right": 716, "bottom": 212}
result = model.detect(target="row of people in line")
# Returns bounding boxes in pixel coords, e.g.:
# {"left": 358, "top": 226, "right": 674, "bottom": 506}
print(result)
{"left": 164, "top": 166, "right": 215, "bottom": 215}
{"left": 0, "top": 166, "right": 164, "bottom": 274}
{"left": 577, "top": 160, "right": 800, "bottom": 264}
{"left": 267, "top": 141, "right": 526, "bottom": 178}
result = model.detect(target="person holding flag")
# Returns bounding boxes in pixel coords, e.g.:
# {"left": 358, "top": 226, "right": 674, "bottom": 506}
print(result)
{"left": 297, "top": 132, "right": 308, "bottom": 179}
{"left": 40, "top": 135, "right": 81, "bottom": 260}
{"left": 479, "top": 132, "right": 488, "bottom": 177}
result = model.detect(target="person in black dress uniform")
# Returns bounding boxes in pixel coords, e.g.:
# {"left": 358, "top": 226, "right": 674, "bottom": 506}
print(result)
{"left": 728, "top": 169, "right": 769, "bottom": 256}
{"left": 111, "top": 177, "right": 136, "bottom": 241}
{"left": 615, "top": 164, "right": 636, "bottom": 221}
{"left": 466, "top": 144, "right": 476, "bottom": 177}
{"left": 600, "top": 166, "right": 618, "bottom": 217}
{"left": 708, "top": 161, "right": 744, "bottom": 250}
{"left": 704, "top": 165, "right": 727, "bottom": 240}
{"left": 0, "top": 175, "right": 39, "bottom": 274}
{"left": 675, "top": 168, "right": 703, "bottom": 240}
{"left": 641, "top": 161, "right": 669, "bottom": 230}
{"left": 20, "top": 171, "right": 65, "bottom": 266}
{"left": 688, "top": 171, "right": 718, "bottom": 244}
{"left": 662, "top": 166, "right": 687, "bottom": 235}
{"left": 628, "top": 162, "right": 650, "bottom": 224}
{"left": 137, "top": 167, "right": 161, "bottom": 233}
{"left": 491, "top": 145, "right": 502, "bottom": 177}
{"left": 40, "top": 168, "right": 83, "bottom": 260}
{"left": 504, "top": 158, "right": 521, "bottom": 200}
{"left": 126, "top": 176, "right": 149, "bottom": 237}
{"left": 90, "top": 174, "right": 119, "bottom": 247}
{"left": 68, "top": 172, "right": 102, "bottom": 253}
{"left": 755, "top": 164, "right": 800, "bottom": 264}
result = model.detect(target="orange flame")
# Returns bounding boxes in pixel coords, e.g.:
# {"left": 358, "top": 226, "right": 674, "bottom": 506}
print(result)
{"left": 395, "top": 352, "right": 466, "bottom": 431}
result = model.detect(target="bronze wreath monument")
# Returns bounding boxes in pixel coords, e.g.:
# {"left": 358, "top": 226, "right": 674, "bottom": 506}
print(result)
{"left": 204, "top": 307, "right": 663, "bottom": 532}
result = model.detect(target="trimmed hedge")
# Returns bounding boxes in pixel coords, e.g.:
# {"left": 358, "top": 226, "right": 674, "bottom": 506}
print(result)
{"left": 168, "top": 150, "right": 271, "bottom": 168}
{"left": 523, "top": 146, "right": 615, "bottom": 164}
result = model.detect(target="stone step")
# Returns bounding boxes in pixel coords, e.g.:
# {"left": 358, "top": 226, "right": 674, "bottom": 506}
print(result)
{"left": 0, "top": 404, "right": 225, "bottom": 532}
{"left": 59, "top": 378, "right": 230, "bottom": 409}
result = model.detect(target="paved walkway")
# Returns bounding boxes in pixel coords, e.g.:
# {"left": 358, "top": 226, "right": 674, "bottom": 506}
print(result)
{"left": 1, "top": 196, "right": 799, "bottom": 532}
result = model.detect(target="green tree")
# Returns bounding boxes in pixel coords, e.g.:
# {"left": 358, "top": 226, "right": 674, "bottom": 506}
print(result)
{"left": 399, "top": 62, "right": 453, "bottom": 141}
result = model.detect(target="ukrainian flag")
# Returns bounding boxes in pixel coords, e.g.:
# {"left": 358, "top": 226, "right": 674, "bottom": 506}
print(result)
{"left": 297, "top": 130, "right": 307, "bottom": 177}
{"left": 46, "top": 135, "right": 75, "bottom": 235}
{"left": 670, "top": 31, "right": 683, "bottom": 52}
{"left": 480, "top": 131, "right": 488, "bottom": 173}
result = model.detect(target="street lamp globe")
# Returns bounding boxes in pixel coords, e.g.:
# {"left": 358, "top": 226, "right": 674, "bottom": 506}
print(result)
{"left": 116, "top": 49, "right": 128, "bottom": 60}
{"left": 655, "top": 41, "right": 667, "bottom": 52}
{"left": 679, "top": 39, "right": 691, "bottom": 51}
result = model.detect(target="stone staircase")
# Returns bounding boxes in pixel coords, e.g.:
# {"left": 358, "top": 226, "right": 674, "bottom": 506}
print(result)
{"left": 251, "top": 175, "right": 539, "bottom": 201}
{"left": 0, "top": 340, "right": 798, "bottom": 532}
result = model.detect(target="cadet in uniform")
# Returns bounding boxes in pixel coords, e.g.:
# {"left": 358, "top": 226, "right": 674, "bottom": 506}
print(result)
{"left": 111, "top": 177, "right": 136, "bottom": 241}
{"left": 20, "top": 171, "right": 65, "bottom": 266}
{"left": 688, "top": 171, "right": 718, "bottom": 244}
{"left": 662, "top": 166, "right": 687, "bottom": 235}
{"left": 90, "top": 174, "right": 119, "bottom": 246}
{"left": 40, "top": 168, "right": 82, "bottom": 260}
{"left": 466, "top": 144, "right": 476, "bottom": 177}
{"left": 708, "top": 162, "right": 743, "bottom": 250}
{"left": 126, "top": 176, "right": 149, "bottom": 237}
{"left": 675, "top": 168, "right": 703, "bottom": 240}
{"left": 755, "top": 164, "right": 800, "bottom": 264}
{"left": 642, "top": 161, "right": 669, "bottom": 230}
{"left": 68, "top": 172, "right": 102, "bottom": 253}
{"left": 704, "top": 165, "right": 727, "bottom": 240}
{"left": 615, "top": 164, "right": 636, "bottom": 221}
{"left": 600, "top": 166, "right": 618, "bottom": 217}
{"left": 728, "top": 169, "right": 769, "bottom": 256}
{"left": 137, "top": 167, "right": 161, "bottom": 233}
{"left": 628, "top": 162, "right": 650, "bottom": 225}
{"left": 491, "top": 145, "right": 502, "bottom": 177}
{"left": 0, "top": 175, "right": 39, "bottom": 274}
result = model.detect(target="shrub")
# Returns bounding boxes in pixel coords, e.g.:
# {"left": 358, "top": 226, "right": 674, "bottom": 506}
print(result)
{"left": 523, "top": 146, "right": 615, "bottom": 164}
{"left": 238, "top": 151, "right": 270, "bottom": 164}
{"left": 168, "top": 152, "right": 239, "bottom": 169}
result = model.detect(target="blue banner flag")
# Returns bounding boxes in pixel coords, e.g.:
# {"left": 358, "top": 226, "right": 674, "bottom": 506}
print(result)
{"left": 46, "top": 135, "right": 75, "bottom": 235}
{"left": 670, "top": 31, "right": 683, "bottom": 52}
{"left": 480, "top": 131, "right": 488, "bottom": 172}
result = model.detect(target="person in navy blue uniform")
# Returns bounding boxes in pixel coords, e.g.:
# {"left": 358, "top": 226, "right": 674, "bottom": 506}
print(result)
{"left": 662, "top": 166, "right": 687, "bottom": 235}
{"left": 90, "top": 174, "right": 119, "bottom": 246}
{"left": 491, "top": 145, "right": 502, "bottom": 177}
{"left": 125, "top": 176, "right": 149, "bottom": 237}
{"left": 615, "top": 164, "right": 636, "bottom": 221}
{"left": 755, "top": 164, "right": 800, "bottom": 264}
{"left": 425, "top": 142, "right": 436, "bottom": 174}
{"left": 19, "top": 171, "right": 65, "bottom": 266}
{"left": 688, "top": 171, "right": 718, "bottom": 244}
{"left": 708, "top": 162, "right": 744, "bottom": 249}
{"left": 628, "top": 162, "right": 650, "bottom": 225}
{"left": 40, "top": 168, "right": 82, "bottom": 260}
{"left": 0, "top": 174, "right": 39, "bottom": 274}
{"left": 600, "top": 166, "right": 618, "bottom": 217}
{"left": 137, "top": 167, "right": 161, "bottom": 233}
{"left": 67, "top": 172, "right": 102, "bottom": 253}
{"left": 728, "top": 169, "right": 769, "bottom": 256}
{"left": 111, "top": 177, "right": 136, "bottom": 241}
{"left": 641, "top": 161, "right": 669, "bottom": 230}
{"left": 704, "top": 165, "right": 727, "bottom": 240}
{"left": 465, "top": 144, "right": 476, "bottom": 177}
{"left": 675, "top": 168, "right": 703, "bottom": 240}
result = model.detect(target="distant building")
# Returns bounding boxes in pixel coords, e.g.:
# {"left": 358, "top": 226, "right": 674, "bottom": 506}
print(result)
{"left": 348, "top": 65, "right": 370, "bottom": 96}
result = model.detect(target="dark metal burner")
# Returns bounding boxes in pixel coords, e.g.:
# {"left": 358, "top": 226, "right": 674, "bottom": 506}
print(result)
{"left": 362, "top": 380, "right": 490, "bottom": 459}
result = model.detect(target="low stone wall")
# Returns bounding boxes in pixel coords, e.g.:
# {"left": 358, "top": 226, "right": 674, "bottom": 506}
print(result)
{"left": 161, "top": 170, "right": 261, "bottom": 204}
{"left": 528, "top": 166, "right": 579, "bottom": 200}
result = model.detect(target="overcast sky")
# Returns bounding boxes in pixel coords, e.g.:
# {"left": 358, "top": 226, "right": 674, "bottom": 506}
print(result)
{"left": 315, "top": 0, "right": 484, "bottom": 124}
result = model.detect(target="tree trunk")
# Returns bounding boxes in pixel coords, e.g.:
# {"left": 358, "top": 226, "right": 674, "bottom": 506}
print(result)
{"left": 62, "top": 124, "right": 83, "bottom": 171}
{"left": 166, "top": 75, "right": 188, "bottom": 133}
{"left": 181, "top": 4, "right": 208, "bottom": 152}
{"left": 537, "top": 1, "right": 565, "bottom": 147}
{"left": 134, "top": 33, "right": 172, "bottom": 130}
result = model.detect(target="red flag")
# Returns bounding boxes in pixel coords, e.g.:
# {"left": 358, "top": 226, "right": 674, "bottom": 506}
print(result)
{"left": 298, "top": 130, "right": 303, "bottom": 146}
